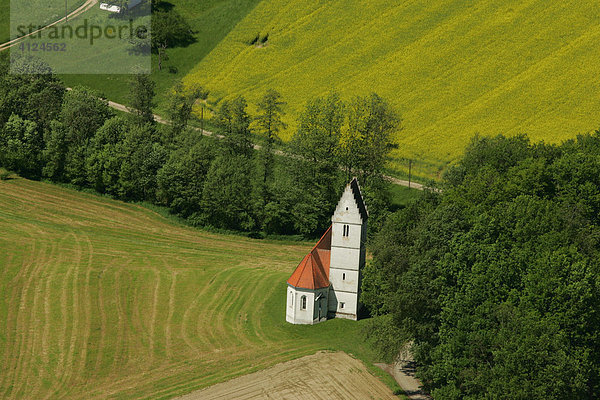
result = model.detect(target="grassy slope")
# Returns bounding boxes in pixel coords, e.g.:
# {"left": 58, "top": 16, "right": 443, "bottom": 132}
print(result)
{"left": 389, "top": 184, "right": 421, "bottom": 210}
{"left": 182, "top": 0, "right": 600, "bottom": 177}
{"left": 0, "top": 177, "right": 402, "bottom": 399}
{"left": 59, "top": 0, "right": 262, "bottom": 115}
{"left": 0, "top": 4, "right": 8, "bottom": 42}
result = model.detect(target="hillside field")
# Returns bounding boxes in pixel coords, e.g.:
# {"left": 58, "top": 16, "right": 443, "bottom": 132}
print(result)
{"left": 0, "top": 177, "right": 401, "bottom": 399}
{"left": 57, "top": 0, "right": 263, "bottom": 118}
{"left": 181, "top": 0, "right": 600, "bottom": 177}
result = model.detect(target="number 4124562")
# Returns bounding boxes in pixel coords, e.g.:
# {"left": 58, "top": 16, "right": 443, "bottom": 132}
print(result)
{"left": 19, "top": 42, "right": 66, "bottom": 52}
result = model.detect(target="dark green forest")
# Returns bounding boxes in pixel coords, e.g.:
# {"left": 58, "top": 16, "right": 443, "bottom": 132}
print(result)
{"left": 363, "top": 134, "right": 600, "bottom": 399}
{"left": 0, "top": 55, "right": 398, "bottom": 239}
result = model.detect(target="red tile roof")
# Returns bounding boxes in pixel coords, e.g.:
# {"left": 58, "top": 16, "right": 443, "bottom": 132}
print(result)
{"left": 287, "top": 226, "right": 331, "bottom": 289}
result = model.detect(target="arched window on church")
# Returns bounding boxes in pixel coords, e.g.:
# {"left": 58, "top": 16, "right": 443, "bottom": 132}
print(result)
{"left": 301, "top": 295, "right": 307, "bottom": 310}
{"left": 343, "top": 224, "right": 349, "bottom": 237}
{"left": 289, "top": 291, "right": 293, "bottom": 307}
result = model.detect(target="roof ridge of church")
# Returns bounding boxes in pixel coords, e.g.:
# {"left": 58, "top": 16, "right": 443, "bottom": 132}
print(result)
{"left": 349, "top": 177, "right": 369, "bottom": 221}
{"left": 286, "top": 226, "right": 331, "bottom": 290}
{"left": 310, "top": 225, "right": 331, "bottom": 252}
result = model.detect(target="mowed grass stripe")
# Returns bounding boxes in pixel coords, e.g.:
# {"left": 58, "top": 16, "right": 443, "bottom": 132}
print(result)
{"left": 182, "top": 266, "right": 237, "bottom": 353}
{"left": 2, "top": 223, "right": 44, "bottom": 398}
{"left": 20, "top": 237, "right": 58, "bottom": 399}
{"left": 9, "top": 232, "right": 45, "bottom": 398}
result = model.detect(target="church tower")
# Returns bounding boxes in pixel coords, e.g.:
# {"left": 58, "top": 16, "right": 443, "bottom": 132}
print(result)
{"left": 286, "top": 178, "right": 367, "bottom": 324}
{"left": 327, "top": 178, "right": 368, "bottom": 320}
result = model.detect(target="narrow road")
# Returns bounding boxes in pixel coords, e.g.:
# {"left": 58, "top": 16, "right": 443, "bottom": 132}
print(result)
{"left": 376, "top": 360, "right": 431, "bottom": 400}
{"left": 0, "top": 0, "right": 99, "bottom": 52}
{"left": 375, "top": 344, "right": 431, "bottom": 400}
{"left": 105, "top": 97, "right": 425, "bottom": 190}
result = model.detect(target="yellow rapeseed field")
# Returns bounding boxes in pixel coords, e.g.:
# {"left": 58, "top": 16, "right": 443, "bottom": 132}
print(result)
{"left": 182, "top": 0, "right": 600, "bottom": 177}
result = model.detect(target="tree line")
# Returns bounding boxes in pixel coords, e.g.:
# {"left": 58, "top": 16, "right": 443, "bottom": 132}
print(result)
{"left": 0, "top": 55, "right": 399, "bottom": 238}
{"left": 362, "top": 134, "right": 600, "bottom": 399}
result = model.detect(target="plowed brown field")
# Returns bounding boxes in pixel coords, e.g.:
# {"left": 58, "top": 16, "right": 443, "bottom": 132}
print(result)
{"left": 176, "top": 352, "right": 397, "bottom": 400}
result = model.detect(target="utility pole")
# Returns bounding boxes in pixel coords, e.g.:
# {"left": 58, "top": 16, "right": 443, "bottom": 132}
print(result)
{"left": 65, "top": 0, "right": 68, "bottom": 22}
{"left": 408, "top": 159, "right": 412, "bottom": 189}
{"left": 201, "top": 105, "right": 204, "bottom": 133}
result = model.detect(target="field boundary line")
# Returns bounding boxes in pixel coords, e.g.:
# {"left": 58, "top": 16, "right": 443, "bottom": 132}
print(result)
{"left": 165, "top": 271, "right": 177, "bottom": 359}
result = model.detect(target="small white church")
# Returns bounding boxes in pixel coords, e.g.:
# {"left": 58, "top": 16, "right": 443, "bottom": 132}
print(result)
{"left": 286, "top": 178, "right": 368, "bottom": 324}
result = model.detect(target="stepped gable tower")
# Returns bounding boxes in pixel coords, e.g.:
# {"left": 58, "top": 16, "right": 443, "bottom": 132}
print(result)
{"left": 286, "top": 178, "right": 367, "bottom": 324}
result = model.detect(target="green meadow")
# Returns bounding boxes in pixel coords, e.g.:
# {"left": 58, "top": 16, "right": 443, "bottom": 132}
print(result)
{"left": 59, "top": 0, "right": 263, "bottom": 114}
{"left": 389, "top": 184, "right": 421, "bottom": 210}
{"left": 8, "top": 0, "right": 86, "bottom": 39}
{"left": 0, "top": 0, "right": 85, "bottom": 43}
{"left": 0, "top": 177, "right": 403, "bottom": 399}
{"left": 12, "top": 5, "right": 152, "bottom": 74}
{"left": 0, "top": 4, "right": 8, "bottom": 42}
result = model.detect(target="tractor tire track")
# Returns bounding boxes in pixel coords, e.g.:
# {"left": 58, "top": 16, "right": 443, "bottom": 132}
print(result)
{"left": 180, "top": 267, "right": 235, "bottom": 354}
{"left": 0, "top": 225, "right": 36, "bottom": 397}
{"left": 194, "top": 271, "right": 243, "bottom": 350}
{"left": 3, "top": 224, "right": 47, "bottom": 398}
{"left": 20, "top": 235, "right": 59, "bottom": 400}
{"left": 111, "top": 267, "right": 126, "bottom": 373}
{"left": 165, "top": 271, "right": 177, "bottom": 359}
{"left": 148, "top": 266, "right": 160, "bottom": 365}
{"left": 11, "top": 236, "right": 51, "bottom": 399}
{"left": 76, "top": 235, "right": 94, "bottom": 380}
{"left": 93, "top": 264, "right": 110, "bottom": 373}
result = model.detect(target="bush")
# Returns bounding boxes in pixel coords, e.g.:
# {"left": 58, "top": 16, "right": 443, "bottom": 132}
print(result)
{"left": 0, "top": 169, "right": 12, "bottom": 180}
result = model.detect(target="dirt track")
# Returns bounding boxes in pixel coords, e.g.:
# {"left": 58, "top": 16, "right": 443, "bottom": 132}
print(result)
{"left": 102, "top": 97, "right": 424, "bottom": 191}
{"left": 174, "top": 351, "right": 398, "bottom": 400}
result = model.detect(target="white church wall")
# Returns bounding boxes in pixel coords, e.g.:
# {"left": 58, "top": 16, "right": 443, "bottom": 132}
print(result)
{"left": 286, "top": 178, "right": 368, "bottom": 325}
{"left": 286, "top": 285, "right": 321, "bottom": 325}
{"left": 332, "top": 187, "right": 363, "bottom": 225}
{"left": 327, "top": 289, "right": 359, "bottom": 320}
{"left": 330, "top": 221, "right": 362, "bottom": 249}
{"left": 330, "top": 246, "right": 361, "bottom": 271}
{"left": 285, "top": 286, "right": 295, "bottom": 323}
{"left": 329, "top": 267, "right": 359, "bottom": 293}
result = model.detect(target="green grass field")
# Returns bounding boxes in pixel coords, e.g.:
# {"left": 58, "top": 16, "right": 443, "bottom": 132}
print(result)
{"left": 0, "top": 177, "right": 402, "bottom": 399}
{"left": 0, "top": 4, "right": 8, "bottom": 42}
{"left": 59, "top": 0, "right": 263, "bottom": 115}
{"left": 389, "top": 184, "right": 421, "bottom": 211}
{"left": 13, "top": 5, "right": 152, "bottom": 75}
{"left": 7, "top": 0, "right": 86, "bottom": 40}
